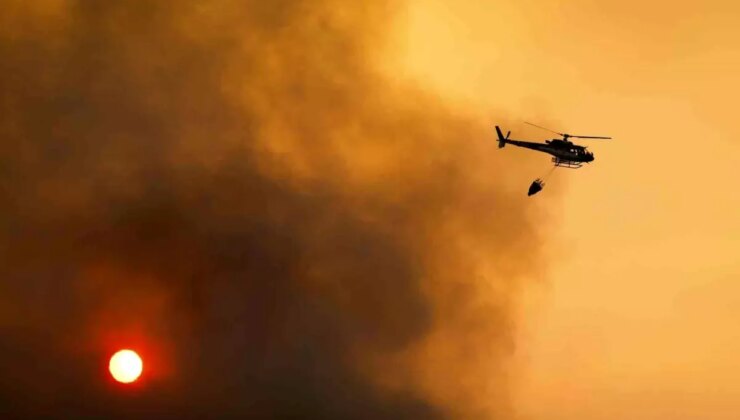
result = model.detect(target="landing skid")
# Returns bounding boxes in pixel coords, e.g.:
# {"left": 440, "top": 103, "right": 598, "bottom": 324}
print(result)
{"left": 552, "top": 157, "right": 583, "bottom": 169}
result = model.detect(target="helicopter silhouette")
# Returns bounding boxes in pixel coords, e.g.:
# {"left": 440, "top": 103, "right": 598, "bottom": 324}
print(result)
{"left": 496, "top": 122, "right": 611, "bottom": 169}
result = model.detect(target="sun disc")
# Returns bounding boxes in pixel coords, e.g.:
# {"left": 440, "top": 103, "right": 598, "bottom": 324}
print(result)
{"left": 109, "top": 349, "right": 143, "bottom": 383}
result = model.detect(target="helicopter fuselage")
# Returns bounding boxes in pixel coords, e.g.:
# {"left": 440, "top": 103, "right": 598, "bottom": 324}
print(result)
{"left": 503, "top": 139, "right": 594, "bottom": 163}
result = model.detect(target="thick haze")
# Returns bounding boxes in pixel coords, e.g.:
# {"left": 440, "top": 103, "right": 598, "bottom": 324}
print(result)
{"left": 394, "top": 1, "right": 740, "bottom": 419}
{"left": 0, "top": 1, "right": 552, "bottom": 418}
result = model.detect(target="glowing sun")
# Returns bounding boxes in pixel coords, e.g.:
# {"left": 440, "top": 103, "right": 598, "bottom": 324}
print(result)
{"left": 109, "top": 349, "right": 143, "bottom": 384}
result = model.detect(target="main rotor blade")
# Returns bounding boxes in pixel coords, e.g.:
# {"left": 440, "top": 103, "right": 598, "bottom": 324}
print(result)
{"left": 569, "top": 135, "right": 612, "bottom": 139}
{"left": 525, "top": 121, "right": 612, "bottom": 139}
{"left": 524, "top": 121, "right": 564, "bottom": 136}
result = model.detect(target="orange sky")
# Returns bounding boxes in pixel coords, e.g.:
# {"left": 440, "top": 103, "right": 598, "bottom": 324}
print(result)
{"left": 394, "top": 1, "right": 740, "bottom": 418}
{"left": 2, "top": 1, "right": 738, "bottom": 417}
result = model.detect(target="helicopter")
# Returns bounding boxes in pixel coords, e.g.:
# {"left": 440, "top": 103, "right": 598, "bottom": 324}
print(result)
{"left": 495, "top": 122, "right": 611, "bottom": 169}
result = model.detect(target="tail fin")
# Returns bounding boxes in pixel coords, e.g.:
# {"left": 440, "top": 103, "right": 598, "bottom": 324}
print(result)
{"left": 495, "top": 126, "right": 510, "bottom": 148}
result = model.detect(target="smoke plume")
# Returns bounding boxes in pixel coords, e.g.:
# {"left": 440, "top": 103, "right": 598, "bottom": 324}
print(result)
{"left": 0, "top": 1, "right": 550, "bottom": 418}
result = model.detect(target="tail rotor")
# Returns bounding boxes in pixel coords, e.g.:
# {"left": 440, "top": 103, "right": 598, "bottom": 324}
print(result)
{"left": 495, "top": 126, "right": 510, "bottom": 148}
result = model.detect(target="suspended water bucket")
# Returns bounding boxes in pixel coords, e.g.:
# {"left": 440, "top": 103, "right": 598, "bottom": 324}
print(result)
{"left": 528, "top": 179, "right": 544, "bottom": 196}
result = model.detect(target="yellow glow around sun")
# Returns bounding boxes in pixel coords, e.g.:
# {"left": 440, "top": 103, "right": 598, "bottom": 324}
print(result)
{"left": 109, "top": 349, "right": 143, "bottom": 384}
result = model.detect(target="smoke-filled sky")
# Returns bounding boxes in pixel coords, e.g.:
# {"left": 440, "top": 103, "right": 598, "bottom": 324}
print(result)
{"left": 391, "top": 1, "right": 740, "bottom": 419}
{"left": 0, "top": 1, "right": 556, "bottom": 418}
{"left": 4, "top": 1, "right": 739, "bottom": 419}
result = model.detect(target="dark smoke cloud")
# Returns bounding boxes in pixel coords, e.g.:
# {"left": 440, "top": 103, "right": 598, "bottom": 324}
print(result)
{"left": 0, "top": 1, "right": 550, "bottom": 418}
